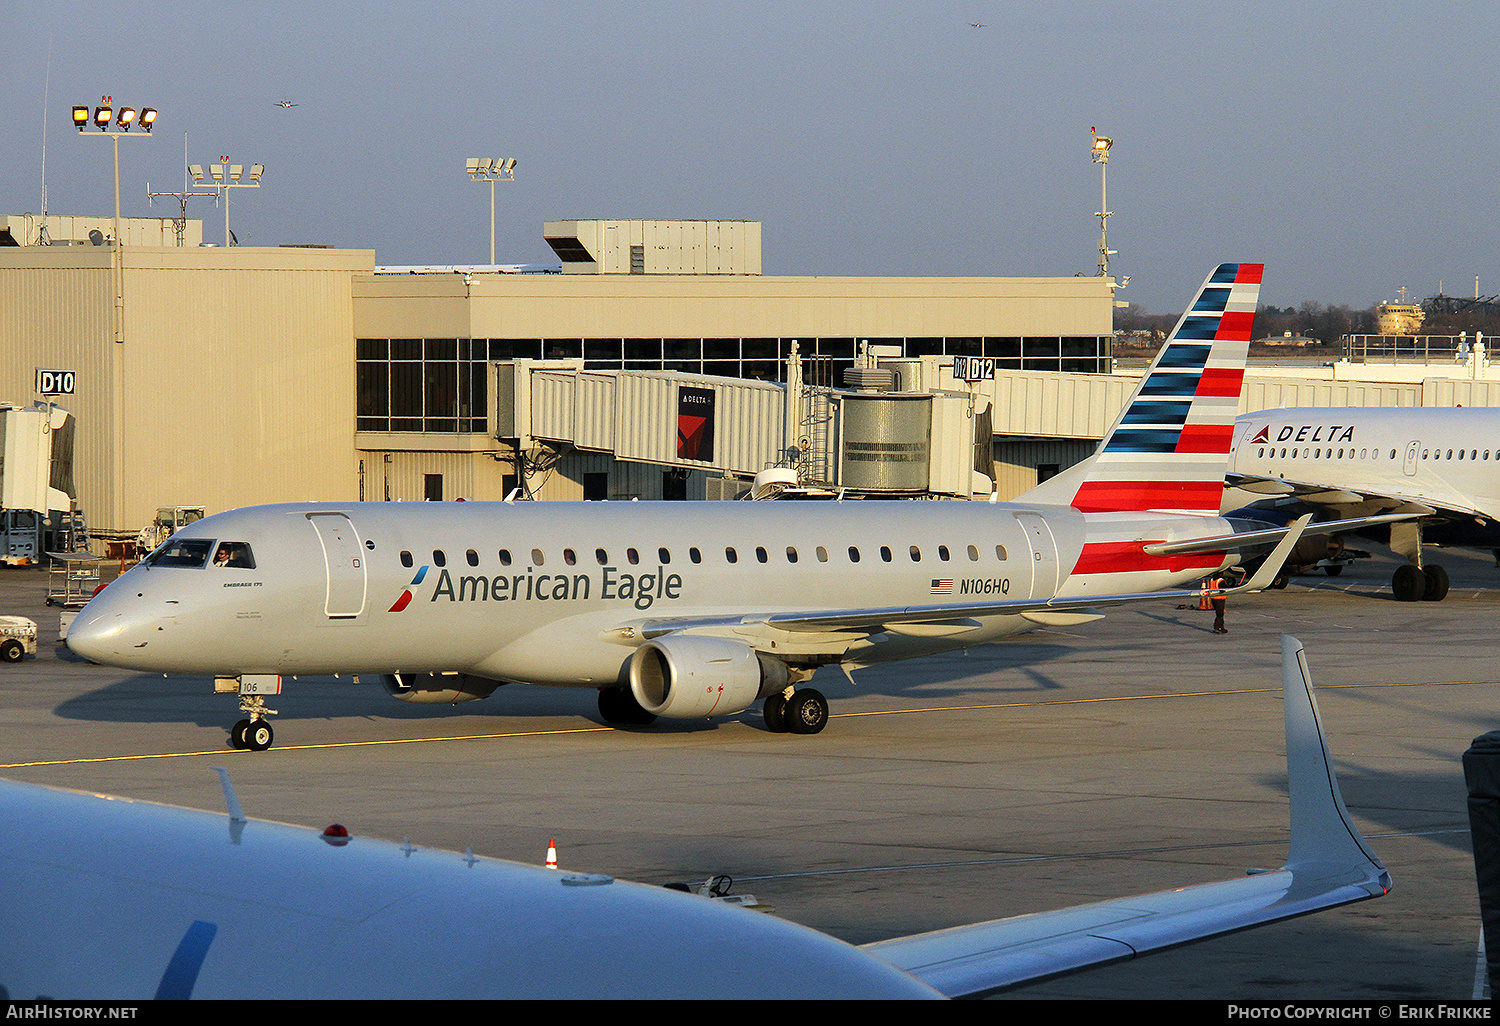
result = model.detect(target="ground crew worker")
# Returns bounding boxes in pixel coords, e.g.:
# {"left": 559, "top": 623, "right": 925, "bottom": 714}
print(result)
{"left": 1204, "top": 574, "right": 1228, "bottom": 634}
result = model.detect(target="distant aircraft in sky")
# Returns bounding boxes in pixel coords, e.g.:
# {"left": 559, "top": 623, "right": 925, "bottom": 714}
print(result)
{"left": 0, "top": 636, "right": 1391, "bottom": 999}
{"left": 66, "top": 264, "right": 1408, "bottom": 751}
{"left": 1226, "top": 406, "right": 1500, "bottom": 600}
{"left": 272, "top": 100, "right": 299, "bottom": 108}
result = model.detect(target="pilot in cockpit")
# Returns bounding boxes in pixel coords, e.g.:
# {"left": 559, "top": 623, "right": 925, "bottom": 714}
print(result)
{"left": 212, "top": 542, "right": 255, "bottom": 569}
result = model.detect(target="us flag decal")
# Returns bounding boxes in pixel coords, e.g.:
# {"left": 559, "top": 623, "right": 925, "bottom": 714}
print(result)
{"left": 930, "top": 579, "right": 953, "bottom": 595}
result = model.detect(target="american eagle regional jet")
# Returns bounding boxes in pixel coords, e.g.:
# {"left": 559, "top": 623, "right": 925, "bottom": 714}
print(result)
{"left": 66, "top": 264, "right": 1402, "bottom": 750}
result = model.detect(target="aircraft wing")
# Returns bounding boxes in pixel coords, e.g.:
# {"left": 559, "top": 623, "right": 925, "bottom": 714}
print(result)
{"left": 1227, "top": 472, "right": 1466, "bottom": 518}
{"left": 862, "top": 635, "right": 1392, "bottom": 999}
{"left": 634, "top": 515, "right": 1313, "bottom": 642}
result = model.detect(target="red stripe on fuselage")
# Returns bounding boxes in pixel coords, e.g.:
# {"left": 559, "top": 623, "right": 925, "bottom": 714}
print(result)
{"left": 1070, "top": 541, "right": 1227, "bottom": 576}
{"left": 1071, "top": 480, "right": 1225, "bottom": 513}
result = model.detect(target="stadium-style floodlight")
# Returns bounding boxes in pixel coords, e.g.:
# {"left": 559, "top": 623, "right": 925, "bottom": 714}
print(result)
{"left": 192, "top": 154, "right": 264, "bottom": 246}
{"left": 466, "top": 155, "right": 518, "bottom": 264}
{"left": 72, "top": 96, "right": 158, "bottom": 348}
{"left": 1091, "top": 127, "right": 1116, "bottom": 279}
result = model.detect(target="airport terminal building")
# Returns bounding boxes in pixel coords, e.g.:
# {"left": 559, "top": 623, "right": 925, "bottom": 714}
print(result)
{"left": 0, "top": 217, "right": 1119, "bottom": 544}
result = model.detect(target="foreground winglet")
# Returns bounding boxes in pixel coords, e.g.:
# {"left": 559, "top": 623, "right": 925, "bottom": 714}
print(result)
{"left": 862, "top": 635, "right": 1390, "bottom": 999}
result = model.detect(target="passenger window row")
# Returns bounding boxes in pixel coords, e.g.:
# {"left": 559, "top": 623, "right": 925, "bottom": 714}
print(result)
{"left": 398, "top": 543, "right": 1010, "bottom": 569}
{"left": 1256, "top": 446, "right": 1492, "bottom": 462}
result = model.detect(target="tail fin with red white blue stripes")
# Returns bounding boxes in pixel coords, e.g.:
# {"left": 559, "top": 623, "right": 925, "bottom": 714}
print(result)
{"left": 1068, "top": 263, "right": 1262, "bottom": 515}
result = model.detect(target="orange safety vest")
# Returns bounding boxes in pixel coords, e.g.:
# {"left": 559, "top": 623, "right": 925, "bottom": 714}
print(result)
{"left": 1199, "top": 576, "right": 1225, "bottom": 610}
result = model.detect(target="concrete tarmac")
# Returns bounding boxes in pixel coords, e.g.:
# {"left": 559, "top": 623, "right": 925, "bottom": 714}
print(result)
{"left": 2, "top": 547, "right": 1494, "bottom": 1000}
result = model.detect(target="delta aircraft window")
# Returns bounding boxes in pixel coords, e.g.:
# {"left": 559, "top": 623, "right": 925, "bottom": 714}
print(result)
{"left": 212, "top": 542, "right": 256, "bottom": 569}
{"left": 880, "top": 546, "right": 892, "bottom": 562}
{"left": 725, "top": 547, "right": 738, "bottom": 563}
{"left": 400, "top": 550, "right": 413, "bottom": 568}
{"left": 756, "top": 547, "right": 768, "bottom": 563}
{"left": 531, "top": 548, "right": 545, "bottom": 565}
{"left": 786, "top": 547, "right": 798, "bottom": 563}
{"left": 466, "top": 549, "right": 479, "bottom": 567}
{"left": 848, "top": 546, "right": 861, "bottom": 562}
{"left": 433, "top": 550, "right": 446, "bottom": 567}
{"left": 149, "top": 537, "right": 215, "bottom": 568}
{"left": 815, "top": 546, "right": 828, "bottom": 562}
{"left": 499, "top": 549, "right": 513, "bottom": 566}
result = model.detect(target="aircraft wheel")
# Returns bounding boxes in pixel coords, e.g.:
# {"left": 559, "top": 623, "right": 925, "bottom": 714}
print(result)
{"left": 0, "top": 639, "right": 23, "bottom": 663}
{"left": 1325, "top": 565, "right": 1343, "bottom": 577}
{"left": 244, "top": 719, "right": 274, "bottom": 752}
{"left": 230, "top": 718, "right": 252, "bottom": 749}
{"left": 783, "top": 689, "right": 828, "bottom": 735}
{"left": 1270, "top": 574, "right": 1288, "bottom": 590}
{"left": 763, "top": 693, "right": 788, "bottom": 733}
{"left": 1423, "top": 565, "right": 1450, "bottom": 602}
{"left": 1392, "top": 564, "right": 1424, "bottom": 602}
{"left": 599, "top": 686, "right": 657, "bottom": 725}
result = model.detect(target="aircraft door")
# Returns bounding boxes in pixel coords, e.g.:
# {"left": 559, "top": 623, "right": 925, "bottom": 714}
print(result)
{"left": 307, "top": 512, "right": 367, "bottom": 619}
{"left": 1404, "top": 441, "right": 1420, "bottom": 477}
{"left": 1014, "top": 512, "right": 1060, "bottom": 598}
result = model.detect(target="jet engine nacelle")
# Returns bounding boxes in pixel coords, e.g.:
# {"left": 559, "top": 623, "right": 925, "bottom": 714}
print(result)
{"left": 381, "top": 673, "right": 502, "bottom": 705}
{"left": 628, "top": 636, "right": 790, "bottom": 719}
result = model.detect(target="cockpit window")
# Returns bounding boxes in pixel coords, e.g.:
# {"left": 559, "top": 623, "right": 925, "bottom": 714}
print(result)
{"left": 212, "top": 542, "right": 256, "bottom": 569}
{"left": 148, "top": 537, "right": 215, "bottom": 568}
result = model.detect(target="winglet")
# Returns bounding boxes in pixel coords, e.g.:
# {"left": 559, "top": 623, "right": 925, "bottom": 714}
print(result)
{"left": 862, "top": 635, "right": 1389, "bottom": 998}
{"left": 1231, "top": 513, "right": 1313, "bottom": 594}
{"left": 1281, "top": 635, "right": 1389, "bottom": 883}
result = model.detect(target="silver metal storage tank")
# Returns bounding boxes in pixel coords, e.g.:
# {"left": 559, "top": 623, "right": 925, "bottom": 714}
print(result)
{"left": 839, "top": 393, "right": 932, "bottom": 493}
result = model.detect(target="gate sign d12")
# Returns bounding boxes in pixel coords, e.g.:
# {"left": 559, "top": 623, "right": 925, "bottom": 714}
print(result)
{"left": 36, "top": 369, "right": 76, "bottom": 395}
{"left": 952, "top": 356, "right": 995, "bottom": 382}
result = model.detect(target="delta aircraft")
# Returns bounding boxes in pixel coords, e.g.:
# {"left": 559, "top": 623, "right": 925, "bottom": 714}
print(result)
{"left": 0, "top": 637, "right": 1389, "bottom": 998}
{"left": 1226, "top": 405, "right": 1500, "bottom": 601}
{"left": 66, "top": 263, "right": 1404, "bottom": 750}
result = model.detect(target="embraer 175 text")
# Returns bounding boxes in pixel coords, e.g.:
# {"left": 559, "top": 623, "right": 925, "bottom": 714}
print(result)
{"left": 1228, "top": 405, "right": 1500, "bottom": 601}
{"left": 66, "top": 264, "right": 1399, "bottom": 750}
{"left": 0, "top": 638, "right": 1389, "bottom": 999}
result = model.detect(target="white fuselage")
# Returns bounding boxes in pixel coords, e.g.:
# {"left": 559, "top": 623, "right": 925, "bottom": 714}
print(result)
{"left": 67, "top": 499, "right": 1237, "bottom": 686}
{"left": 1227, "top": 406, "right": 1500, "bottom": 519}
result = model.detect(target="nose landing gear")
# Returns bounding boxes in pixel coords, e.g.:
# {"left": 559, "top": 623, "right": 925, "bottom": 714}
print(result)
{"left": 217, "top": 676, "right": 281, "bottom": 751}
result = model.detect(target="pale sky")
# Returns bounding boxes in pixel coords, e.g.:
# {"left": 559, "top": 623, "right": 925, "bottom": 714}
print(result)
{"left": 3, "top": 1, "right": 1495, "bottom": 313}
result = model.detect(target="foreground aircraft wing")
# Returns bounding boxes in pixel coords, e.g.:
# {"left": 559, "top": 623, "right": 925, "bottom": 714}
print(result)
{"left": 636, "top": 514, "right": 1314, "bottom": 641}
{"left": 863, "top": 635, "right": 1392, "bottom": 998}
{"left": 0, "top": 639, "right": 1385, "bottom": 999}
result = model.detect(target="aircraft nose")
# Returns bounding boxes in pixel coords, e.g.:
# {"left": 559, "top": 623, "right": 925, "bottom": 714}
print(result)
{"left": 66, "top": 590, "right": 136, "bottom": 665}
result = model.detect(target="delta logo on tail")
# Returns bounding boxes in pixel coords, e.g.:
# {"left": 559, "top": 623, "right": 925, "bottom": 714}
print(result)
{"left": 1071, "top": 262, "right": 1262, "bottom": 515}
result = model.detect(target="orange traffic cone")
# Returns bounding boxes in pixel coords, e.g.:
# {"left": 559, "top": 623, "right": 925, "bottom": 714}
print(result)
{"left": 546, "top": 838, "right": 558, "bottom": 869}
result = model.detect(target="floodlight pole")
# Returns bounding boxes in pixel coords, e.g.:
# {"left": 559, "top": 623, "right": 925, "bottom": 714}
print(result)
{"left": 466, "top": 158, "right": 517, "bottom": 264}
{"left": 1091, "top": 128, "right": 1114, "bottom": 278}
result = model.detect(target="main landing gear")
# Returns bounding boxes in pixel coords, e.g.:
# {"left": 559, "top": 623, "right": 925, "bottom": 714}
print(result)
{"left": 1392, "top": 563, "right": 1448, "bottom": 602}
{"left": 597, "top": 685, "right": 657, "bottom": 725}
{"left": 763, "top": 686, "right": 829, "bottom": 735}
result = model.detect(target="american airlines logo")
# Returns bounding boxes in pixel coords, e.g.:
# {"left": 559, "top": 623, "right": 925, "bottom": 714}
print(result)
{"left": 1251, "top": 424, "right": 1356, "bottom": 445}
{"left": 391, "top": 565, "right": 685, "bottom": 612}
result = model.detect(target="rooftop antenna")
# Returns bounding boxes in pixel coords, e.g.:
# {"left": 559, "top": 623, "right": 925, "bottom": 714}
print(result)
{"left": 146, "top": 133, "right": 217, "bottom": 246}
{"left": 38, "top": 27, "right": 54, "bottom": 242}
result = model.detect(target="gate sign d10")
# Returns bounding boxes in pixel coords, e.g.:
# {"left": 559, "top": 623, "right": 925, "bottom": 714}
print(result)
{"left": 36, "top": 370, "right": 76, "bottom": 395}
{"left": 952, "top": 356, "right": 995, "bottom": 382}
